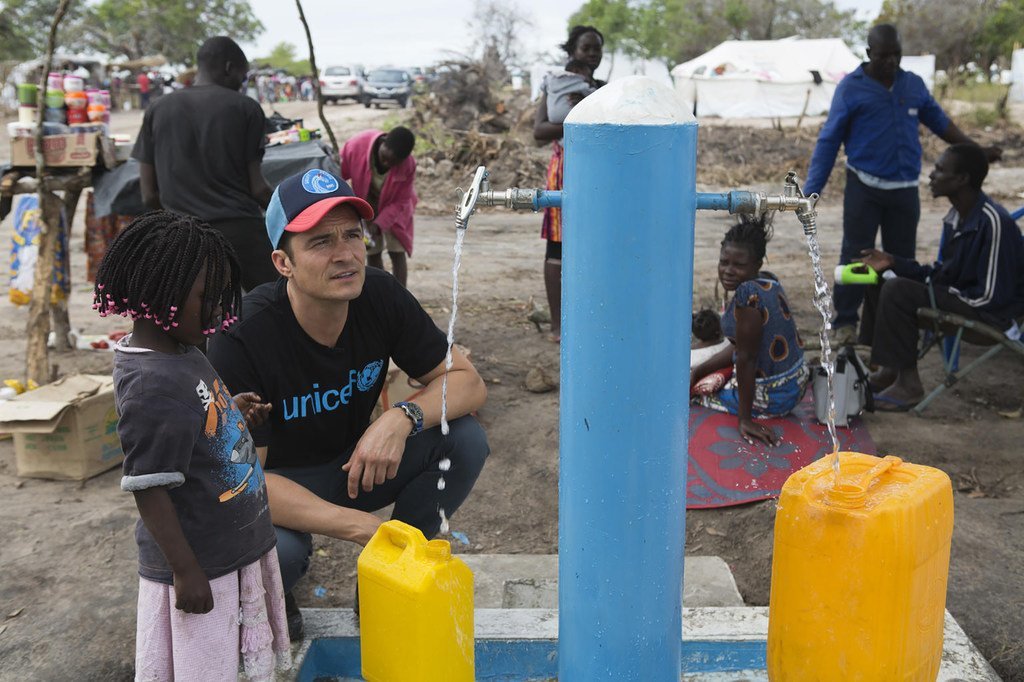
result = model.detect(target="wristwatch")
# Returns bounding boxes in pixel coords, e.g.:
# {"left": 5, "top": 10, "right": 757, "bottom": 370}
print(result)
{"left": 393, "top": 401, "right": 424, "bottom": 436}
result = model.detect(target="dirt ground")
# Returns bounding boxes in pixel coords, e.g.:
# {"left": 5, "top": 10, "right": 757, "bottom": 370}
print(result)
{"left": 0, "top": 99, "right": 1022, "bottom": 681}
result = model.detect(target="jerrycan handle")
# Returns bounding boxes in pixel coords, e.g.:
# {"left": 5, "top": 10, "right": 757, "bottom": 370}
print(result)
{"left": 382, "top": 520, "right": 425, "bottom": 553}
{"left": 826, "top": 455, "right": 902, "bottom": 507}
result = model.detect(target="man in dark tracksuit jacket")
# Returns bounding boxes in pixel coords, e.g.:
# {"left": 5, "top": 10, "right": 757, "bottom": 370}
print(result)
{"left": 858, "top": 143, "right": 1024, "bottom": 410}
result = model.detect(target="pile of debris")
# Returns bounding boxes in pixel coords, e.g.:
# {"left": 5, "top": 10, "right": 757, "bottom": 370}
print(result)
{"left": 409, "top": 59, "right": 550, "bottom": 214}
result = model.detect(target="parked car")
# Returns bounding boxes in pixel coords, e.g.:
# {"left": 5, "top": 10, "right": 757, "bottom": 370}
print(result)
{"left": 405, "top": 66, "right": 429, "bottom": 93}
{"left": 361, "top": 69, "right": 412, "bottom": 108}
{"left": 320, "top": 65, "right": 364, "bottom": 103}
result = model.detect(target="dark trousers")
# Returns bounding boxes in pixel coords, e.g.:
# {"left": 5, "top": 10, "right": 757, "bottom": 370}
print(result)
{"left": 835, "top": 171, "right": 920, "bottom": 329}
{"left": 859, "top": 278, "right": 1001, "bottom": 369}
{"left": 269, "top": 415, "right": 490, "bottom": 593}
{"left": 207, "top": 217, "right": 280, "bottom": 291}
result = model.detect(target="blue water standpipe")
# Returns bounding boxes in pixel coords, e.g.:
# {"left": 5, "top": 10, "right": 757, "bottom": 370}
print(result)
{"left": 455, "top": 76, "right": 818, "bottom": 681}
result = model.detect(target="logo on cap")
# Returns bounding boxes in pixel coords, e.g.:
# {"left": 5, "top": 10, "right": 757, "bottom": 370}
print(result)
{"left": 301, "top": 169, "right": 340, "bottom": 194}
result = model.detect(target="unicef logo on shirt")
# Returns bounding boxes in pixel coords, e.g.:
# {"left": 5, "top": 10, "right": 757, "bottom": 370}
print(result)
{"left": 301, "top": 169, "right": 339, "bottom": 195}
{"left": 357, "top": 359, "right": 384, "bottom": 392}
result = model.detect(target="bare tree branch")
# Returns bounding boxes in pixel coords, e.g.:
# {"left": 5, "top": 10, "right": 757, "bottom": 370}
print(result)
{"left": 27, "top": 0, "right": 74, "bottom": 384}
{"left": 294, "top": 0, "right": 339, "bottom": 154}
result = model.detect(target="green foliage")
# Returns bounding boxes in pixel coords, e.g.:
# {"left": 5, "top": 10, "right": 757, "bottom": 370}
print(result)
{"left": 979, "top": 0, "right": 1024, "bottom": 64}
{"left": 74, "top": 0, "right": 264, "bottom": 65}
{"left": 968, "top": 104, "right": 1003, "bottom": 127}
{"left": 879, "top": 0, "right": 1012, "bottom": 76}
{"left": 946, "top": 81, "right": 1010, "bottom": 104}
{"left": 569, "top": 0, "right": 635, "bottom": 54}
{"left": 256, "top": 42, "right": 312, "bottom": 76}
{"left": 0, "top": 0, "right": 87, "bottom": 61}
{"left": 567, "top": 0, "right": 864, "bottom": 66}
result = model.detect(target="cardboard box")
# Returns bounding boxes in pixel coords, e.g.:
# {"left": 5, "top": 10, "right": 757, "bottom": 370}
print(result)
{"left": 9, "top": 132, "right": 100, "bottom": 167}
{"left": 0, "top": 374, "right": 122, "bottom": 480}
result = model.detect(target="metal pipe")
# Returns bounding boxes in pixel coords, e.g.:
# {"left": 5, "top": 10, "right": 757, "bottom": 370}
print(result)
{"left": 560, "top": 78, "right": 694, "bottom": 681}
{"left": 695, "top": 191, "right": 761, "bottom": 214}
{"left": 479, "top": 188, "right": 563, "bottom": 211}
{"left": 464, "top": 180, "right": 818, "bottom": 234}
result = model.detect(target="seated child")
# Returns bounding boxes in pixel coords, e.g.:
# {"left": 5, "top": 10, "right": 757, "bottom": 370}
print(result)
{"left": 545, "top": 59, "right": 596, "bottom": 124}
{"left": 690, "top": 217, "right": 808, "bottom": 446}
{"left": 96, "top": 212, "right": 291, "bottom": 680}
{"left": 690, "top": 308, "right": 732, "bottom": 367}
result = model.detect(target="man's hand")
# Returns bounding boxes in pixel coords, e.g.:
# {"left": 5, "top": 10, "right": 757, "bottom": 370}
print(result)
{"left": 857, "top": 248, "right": 894, "bottom": 273}
{"left": 738, "top": 417, "right": 780, "bottom": 447}
{"left": 233, "top": 392, "right": 272, "bottom": 429}
{"left": 341, "top": 409, "right": 412, "bottom": 499}
{"left": 173, "top": 565, "right": 214, "bottom": 614}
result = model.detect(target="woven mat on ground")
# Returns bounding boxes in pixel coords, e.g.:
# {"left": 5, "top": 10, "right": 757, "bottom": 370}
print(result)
{"left": 687, "top": 394, "right": 875, "bottom": 509}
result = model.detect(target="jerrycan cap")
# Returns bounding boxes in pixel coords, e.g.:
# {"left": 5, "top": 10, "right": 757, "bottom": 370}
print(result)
{"left": 425, "top": 539, "right": 452, "bottom": 561}
{"left": 826, "top": 455, "right": 902, "bottom": 508}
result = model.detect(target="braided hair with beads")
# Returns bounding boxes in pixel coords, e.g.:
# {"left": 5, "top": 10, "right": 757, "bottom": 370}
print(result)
{"left": 93, "top": 211, "right": 242, "bottom": 335}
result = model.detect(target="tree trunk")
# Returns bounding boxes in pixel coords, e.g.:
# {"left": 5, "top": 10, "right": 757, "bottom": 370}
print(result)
{"left": 27, "top": 0, "right": 74, "bottom": 385}
{"left": 295, "top": 0, "right": 339, "bottom": 154}
{"left": 26, "top": 187, "right": 64, "bottom": 384}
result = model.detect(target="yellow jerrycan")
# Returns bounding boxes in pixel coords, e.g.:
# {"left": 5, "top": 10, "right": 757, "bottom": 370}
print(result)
{"left": 357, "top": 520, "right": 474, "bottom": 682}
{"left": 768, "top": 453, "right": 953, "bottom": 681}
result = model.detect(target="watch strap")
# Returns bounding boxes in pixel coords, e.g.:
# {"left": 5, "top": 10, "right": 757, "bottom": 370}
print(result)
{"left": 393, "top": 401, "right": 424, "bottom": 435}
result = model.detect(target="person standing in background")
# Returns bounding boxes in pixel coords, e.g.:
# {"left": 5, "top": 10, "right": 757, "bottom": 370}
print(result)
{"left": 532, "top": 25, "right": 605, "bottom": 343}
{"left": 132, "top": 36, "right": 278, "bottom": 290}
{"left": 804, "top": 24, "right": 1001, "bottom": 346}
{"left": 136, "top": 71, "right": 150, "bottom": 110}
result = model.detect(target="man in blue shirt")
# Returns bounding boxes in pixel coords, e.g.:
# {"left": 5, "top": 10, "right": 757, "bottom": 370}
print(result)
{"left": 856, "top": 144, "right": 1024, "bottom": 410}
{"left": 805, "top": 24, "right": 1001, "bottom": 346}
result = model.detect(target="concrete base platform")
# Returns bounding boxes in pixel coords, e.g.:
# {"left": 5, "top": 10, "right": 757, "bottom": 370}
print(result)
{"left": 290, "top": 607, "right": 1000, "bottom": 681}
{"left": 462, "top": 554, "right": 743, "bottom": 608}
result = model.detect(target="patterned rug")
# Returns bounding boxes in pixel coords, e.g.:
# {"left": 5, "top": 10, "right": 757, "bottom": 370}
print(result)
{"left": 686, "top": 394, "right": 875, "bottom": 509}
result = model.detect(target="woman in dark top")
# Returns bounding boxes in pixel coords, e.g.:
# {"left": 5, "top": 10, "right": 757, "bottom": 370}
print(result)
{"left": 533, "top": 25, "right": 605, "bottom": 343}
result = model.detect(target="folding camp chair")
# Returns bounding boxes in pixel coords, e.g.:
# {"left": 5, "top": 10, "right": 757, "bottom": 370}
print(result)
{"left": 913, "top": 207, "right": 1024, "bottom": 414}
{"left": 914, "top": 305, "right": 1024, "bottom": 414}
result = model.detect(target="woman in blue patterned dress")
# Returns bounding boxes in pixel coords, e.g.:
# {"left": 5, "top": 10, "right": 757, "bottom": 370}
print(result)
{"left": 691, "top": 218, "right": 809, "bottom": 446}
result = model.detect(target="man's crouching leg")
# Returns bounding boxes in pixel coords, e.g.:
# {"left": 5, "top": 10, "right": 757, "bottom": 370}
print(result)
{"left": 390, "top": 415, "right": 490, "bottom": 538}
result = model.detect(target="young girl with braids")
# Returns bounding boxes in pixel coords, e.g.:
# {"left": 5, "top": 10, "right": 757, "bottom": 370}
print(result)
{"left": 95, "top": 211, "right": 291, "bottom": 680}
{"left": 690, "top": 217, "right": 809, "bottom": 447}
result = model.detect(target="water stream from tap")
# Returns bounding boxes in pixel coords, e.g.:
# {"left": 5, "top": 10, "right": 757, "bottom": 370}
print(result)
{"left": 436, "top": 227, "right": 467, "bottom": 534}
{"left": 804, "top": 231, "right": 841, "bottom": 479}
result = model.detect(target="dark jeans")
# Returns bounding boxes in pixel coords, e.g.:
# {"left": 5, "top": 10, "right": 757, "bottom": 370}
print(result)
{"left": 269, "top": 415, "right": 490, "bottom": 593}
{"left": 859, "top": 277, "right": 1002, "bottom": 369}
{"left": 835, "top": 170, "right": 920, "bottom": 329}
{"left": 207, "top": 216, "right": 280, "bottom": 291}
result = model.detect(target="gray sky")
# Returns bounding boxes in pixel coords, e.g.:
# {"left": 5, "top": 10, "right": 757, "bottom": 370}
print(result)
{"left": 243, "top": 0, "right": 883, "bottom": 70}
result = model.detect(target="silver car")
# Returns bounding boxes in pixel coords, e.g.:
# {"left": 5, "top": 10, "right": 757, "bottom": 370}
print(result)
{"left": 320, "top": 65, "right": 364, "bottom": 103}
{"left": 361, "top": 69, "right": 412, "bottom": 108}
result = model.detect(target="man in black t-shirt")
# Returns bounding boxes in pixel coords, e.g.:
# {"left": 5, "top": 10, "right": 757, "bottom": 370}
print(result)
{"left": 208, "top": 170, "right": 490, "bottom": 638}
{"left": 132, "top": 36, "right": 278, "bottom": 289}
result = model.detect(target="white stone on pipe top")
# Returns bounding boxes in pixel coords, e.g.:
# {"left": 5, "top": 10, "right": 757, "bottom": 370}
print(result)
{"left": 565, "top": 75, "right": 696, "bottom": 126}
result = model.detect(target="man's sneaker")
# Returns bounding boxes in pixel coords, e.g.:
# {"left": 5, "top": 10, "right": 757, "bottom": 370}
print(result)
{"left": 284, "top": 591, "right": 304, "bottom": 642}
{"left": 833, "top": 325, "right": 858, "bottom": 347}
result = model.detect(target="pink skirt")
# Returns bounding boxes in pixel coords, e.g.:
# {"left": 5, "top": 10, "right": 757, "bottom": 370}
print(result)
{"left": 134, "top": 547, "right": 292, "bottom": 681}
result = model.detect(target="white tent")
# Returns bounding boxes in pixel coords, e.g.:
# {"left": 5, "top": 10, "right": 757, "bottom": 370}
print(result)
{"left": 901, "top": 55, "right": 936, "bottom": 93}
{"left": 670, "top": 37, "right": 860, "bottom": 118}
{"left": 1010, "top": 49, "right": 1024, "bottom": 103}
